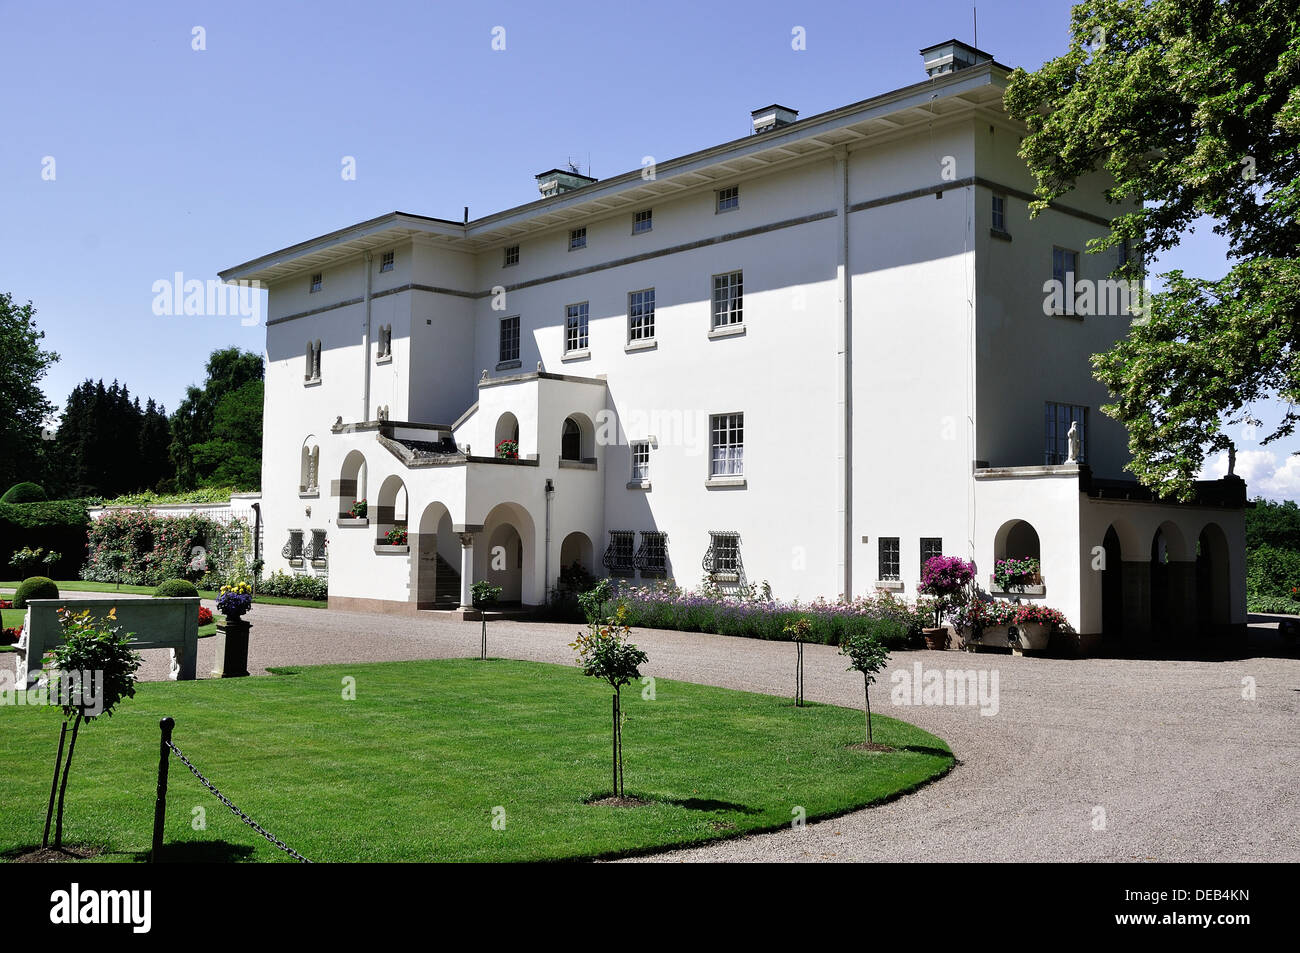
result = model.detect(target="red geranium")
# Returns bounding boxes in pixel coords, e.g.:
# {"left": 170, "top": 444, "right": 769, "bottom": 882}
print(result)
{"left": 198, "top": 606, "right": 214, "bottom": 626}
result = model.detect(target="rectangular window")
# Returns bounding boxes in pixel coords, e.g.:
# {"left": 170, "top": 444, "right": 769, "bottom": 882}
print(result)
{"left": 603, "top": 531, "right": 635, "bottom": 577}
{"left": 712, "top": 271, "right": 743, "bottom": 328}
{"left": 635, "top": 531, "right": 668, "bottom": 576}
{"left": 1117, "top": 238, "right": 1131, "bottom": 271}
{"left": 565, "top": 302, "right": 589, "bottom": 352}
{"left": 628, "top": 288, "right": 655, "bottom": 341}
{"left": 632, "top": 209, "right": 653, "bottom": 234}
{"left": 630, "top": 441, "right": 650, "bottom": 482}
{"left": 920, "top": 537, "right": 943, "bottom": 576}
{"left": 380, "top": 251, "right": 394, "bottom": 273}
{"left": 499, "top": 316, "right": 520, "bottom": 364}
{"left": 503, "top": 244, "right": 519, "bottom": 267}
{"left": 704, "top": 531, "right": 741, "bottom": 579}
{"left": 1045, "top": 402, "right": 1088, "bottom": 464}
{"left": 710, "top": 413, "right": 744, "bottom": 477}
{"left": 569, "top": 227, "right": 587, "bottom": 251}
{"left": 716, "top": 185, "right": 739, "bottom": 213}
{"left": 1052, "top": 247, "right": 1080, "bottom": 314}
{"left": 879, "top": 537, "right": 900, "bottom": 581}
{"left": 991, "top": 194, "right": 1006, "bottom": 233}
{"left": 309, "top": 273, "right": 322, "bottom": 293}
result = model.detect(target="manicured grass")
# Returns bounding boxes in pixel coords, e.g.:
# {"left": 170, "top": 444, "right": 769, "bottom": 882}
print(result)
{"left": 0, "top": 580, "right": 325, "bottom": 610}
{"left": 0, "top": 659, "right": 953, "bottom": 863}
{"left": 2, "top": 608, "right": 23, "bottom": 629}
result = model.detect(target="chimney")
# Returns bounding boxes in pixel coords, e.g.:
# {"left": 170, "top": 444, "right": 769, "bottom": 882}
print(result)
{"left": 751, "top": 104, "right": 798, "bottom": 135}
{"left": 920, "top": 40, "right": 991, "bottom": 77}
{"left": 535, "top": 167, "right": 597, "bottom": 197}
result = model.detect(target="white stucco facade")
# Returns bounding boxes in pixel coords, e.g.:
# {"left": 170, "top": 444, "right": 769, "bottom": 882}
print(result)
{"left": 220, "top": 42, "right": 1247, "bottom": 650}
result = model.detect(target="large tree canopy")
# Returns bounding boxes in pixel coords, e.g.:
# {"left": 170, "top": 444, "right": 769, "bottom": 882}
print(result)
{"left": 0, "top": 292, "right": 59, "bottom": 490}
{"left": 169, "top": 348, "right": 264, "bottom": 491}
{"left": 1005, "top": 0, "right": 1300, "bottom": 499}
{"left": 52, "top": 381, "right": 171, "bottom": 497}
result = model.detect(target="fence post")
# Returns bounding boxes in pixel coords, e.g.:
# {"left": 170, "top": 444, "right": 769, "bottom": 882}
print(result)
{"left": 151, "top": 717, "right": 174, "bottom": 863}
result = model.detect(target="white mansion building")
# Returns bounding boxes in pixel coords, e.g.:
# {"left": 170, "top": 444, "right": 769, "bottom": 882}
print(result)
{"left": 221, "top": 41, "right": 1247, "bottom": 651}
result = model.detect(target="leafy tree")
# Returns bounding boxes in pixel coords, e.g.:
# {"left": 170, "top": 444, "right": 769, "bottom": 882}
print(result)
{"left": 51, "top": 380, "right": 170, "bottom": 497}
{"left": 0, "top": 293, "right": 59, "bottom": 491}
{"left": 471, "top": 580, "right": 502, "bottom": 660}
{"left": 43, "top": 608, "right": 141, "bottom": 850}
{"left": 1005, "top": 0, "right": 1300, "bottom": 499}
{"left": 839, "top": 627, "right": 893, "bottom": 747}
{"left": 571, "top": 601, "right": 648, "bottom": 798}
{"left": 171, "top": 349, "right": 264, "bottom": 490}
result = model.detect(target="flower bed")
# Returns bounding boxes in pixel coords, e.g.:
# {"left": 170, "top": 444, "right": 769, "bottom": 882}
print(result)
{"left": 611, "top": 582, "right": 932, "bottom": 649}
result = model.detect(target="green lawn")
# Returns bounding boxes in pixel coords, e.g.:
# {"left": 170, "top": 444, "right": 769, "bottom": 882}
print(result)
{"left": 0, "top": 580, "right": 325, "bottom": 609}
{"left": 0, "top": 659, "right": 954, "bottom": 863}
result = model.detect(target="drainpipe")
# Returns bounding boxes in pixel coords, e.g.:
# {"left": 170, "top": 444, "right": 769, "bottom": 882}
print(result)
{"left": 543, "top": 478, "right": 554, "bottom": 604}
{"left": 362, "top": 251, "right": 373, "bottom": 421}
{"left": 835, "top": 150, "right": 853, "bottom": 600}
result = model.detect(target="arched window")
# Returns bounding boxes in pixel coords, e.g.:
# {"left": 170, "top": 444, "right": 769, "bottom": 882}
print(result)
{"left": 300, "top": 438, "right": 320, "bottom": 493}
{"left": 561, "top": 418, "right": 581, "bottom": 461}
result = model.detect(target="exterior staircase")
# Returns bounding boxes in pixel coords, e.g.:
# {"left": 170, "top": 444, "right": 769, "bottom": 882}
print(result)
{"left": 432, "top": 553, "right": 460, "bottom": 606}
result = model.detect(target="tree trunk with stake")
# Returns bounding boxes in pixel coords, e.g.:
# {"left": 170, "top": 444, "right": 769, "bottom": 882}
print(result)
{"left": 863, "top": 674, "right": 873, "bottom": 746}
{"left": 795, "top": 640, "right": 805, "bottom": 707}
{"left": 54, "top": 713, "right": 82, "bottom": 850}
{"left": 42, "top": 721, "right": 68, "bottom": 848}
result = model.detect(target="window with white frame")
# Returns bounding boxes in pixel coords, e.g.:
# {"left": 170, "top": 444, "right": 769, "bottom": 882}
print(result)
{"left": 632, "top": 209, "right": 652, "bottom": 234}
{"left": 920, "top": 537, "right": 943, "bottom": 576}
{"left": 716, "top": 185, "right": 739, "bottom": 213}
{"left": 565, "top": 302, "right": 589, "bottom": 352}
{"left": 991, "top": 194, "right": 1006, "bottom": 233}
{"left": 503, "top": 244, "right": 519, "bottom": 267}
{"left": 630, "top": 441, "right": 650, "bottom": 482}
{"left": 499, "top": 315, "right": 520, "bottom": 363}
{"left": 709, "top": 413, "right": 744, "bottom": 477}
{"left": 309, "top": 273, "right": 322, "bottom": 293}
{"left": 569, "top": 227, "right": 587, "bottom": 251}
{"left": 380, "top": 251, "right": 394, "bottom": 273}
{"left": 879, "top": 537, "right": 900, "bottom": 580}
{"left": 635, "top": 531, "right": 667, "bottom": 576}
{"left": 628, "top": 288, "right": 655, "bottom": 341}
{"left": 712, "top": 271, "right": 743, "bottom": 328}
{"left": 1044, "top": 402, "right": 1088, "bottom": 464}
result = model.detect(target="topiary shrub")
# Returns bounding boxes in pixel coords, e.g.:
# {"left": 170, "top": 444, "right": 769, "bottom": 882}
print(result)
{"left": 1, "top": 483, "right": 48, "bottom": 504}
{"left": 14, "top": 576, "right": 59, "bottom": 609}
{"left": 154, "top": 578, "right": 199, "bottom": 598}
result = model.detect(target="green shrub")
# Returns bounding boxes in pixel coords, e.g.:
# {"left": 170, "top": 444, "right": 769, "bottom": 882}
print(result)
{"left": 14, "top": 576, "right": 59, "bottom": 609}
{"left": 81, "top": 509, "right": 253, "bottom": 588}
{"left": 0, "top": 500, "right": 89, "bottom": 579}
{"left": 258, "top": 571, "right": 328, "bottom": 601}
{"left": 1, "top": 482, "right": 48, "bottom": 504}
{"left": 154, "top": 578, "right": 199, "bottom": 598}
{"left": 1247, "top": 594, "right": 1300, "bottom": 615}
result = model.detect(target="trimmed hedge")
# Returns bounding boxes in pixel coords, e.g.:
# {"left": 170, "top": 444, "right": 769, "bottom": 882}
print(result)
{"left": 155, "top": 578, "right": 199, "bottom": 598}
{"left": 1, "top": 483, "right": 48, "bottom": 504}
{"left": 14, "top": 576, "right": 59, "bottom": 609}
{"left": 0, "top": 500, "right": 90, "bottom": 579}
{"left": 257, "top": 571, "right": 328, "bottom": 601}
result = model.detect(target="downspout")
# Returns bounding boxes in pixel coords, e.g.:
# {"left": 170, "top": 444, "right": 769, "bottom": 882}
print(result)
{"left": 835, "top": 150, "right": 853, "bottom": 600}
{"left": 543, "top": 478, "right": 554, "bottom": 604}
{"left": 362, "top": 251, "right": 373, "bottom": 421}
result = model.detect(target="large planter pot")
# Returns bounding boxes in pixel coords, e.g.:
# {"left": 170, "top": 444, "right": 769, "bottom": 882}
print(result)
{"left": 922, "top": 627, "right": 949, "bottom": 651}
{"left": 1007, "top": 622, "right": 1050, "bottom": 655}
{"left": 211, "top": 617, "right": 251, "bottom": 678}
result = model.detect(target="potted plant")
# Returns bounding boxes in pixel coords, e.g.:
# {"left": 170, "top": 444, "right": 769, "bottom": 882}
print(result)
{"left": 994, "top": 557, "right": 1041, "bottom": 594}
{"left": 212, "top": 582, "right": 254, "bottom": 678}
{"left": 385, "top": 527, "right": 408, "bottom": 546}
{"left": 952, "top": 594, "right": 1016, "bottom": 650}
{"left": 496, "top": 439, "right": 519, "bottom": 460}
{"left": 917, "top": 555, "right": 976, "bottom": 650}
{"left": 348, "top": 499, "right": 368, "bottom": 519}
{"left": 1008, "top": 603, "right": 1071, "bottom": 654}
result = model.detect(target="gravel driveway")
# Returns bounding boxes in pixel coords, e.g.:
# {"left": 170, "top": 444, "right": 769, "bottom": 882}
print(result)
{"left": 6, "top": 595, "right": 1298, "bottom": 862}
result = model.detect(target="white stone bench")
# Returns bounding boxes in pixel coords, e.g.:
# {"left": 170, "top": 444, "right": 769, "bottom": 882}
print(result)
{"left": 15, "top": 597, "right": 200, "bottom": 687}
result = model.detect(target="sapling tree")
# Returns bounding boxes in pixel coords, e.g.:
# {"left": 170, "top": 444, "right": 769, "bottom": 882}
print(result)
{"left": 570, "top": 600, "right": 648, "bottom": 798}
{"left": 44, "top": 607, "right": 141, "bottom": 849}
{"left": 471, "top": 580, "right": 502, "bottom": 660}
{"left": 783, "top": 617, "right": 812, "bottom": 706}
{"left": 839, "top": 627, "right": 892, "bottom": 747}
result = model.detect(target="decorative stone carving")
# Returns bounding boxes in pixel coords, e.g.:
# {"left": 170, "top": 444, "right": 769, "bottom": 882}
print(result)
{"left": 459, "top": 532, "right": 475, "bottom": 548}
{"left": 481, "top": 369, "right": 489, "bottom": 381}
{"left": 1065, "top": 420, "right": 1080, "bottom": 464}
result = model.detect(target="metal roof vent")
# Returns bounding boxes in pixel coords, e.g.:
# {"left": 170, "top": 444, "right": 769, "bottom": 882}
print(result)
{"left": 535, "top": 166, "right": 597, "bottom": 197}
{"left": 750, "top": 104, "right": 798, "bottom": 135}
{"left": 920, "top": 40, "right": 992, "bottom": 77}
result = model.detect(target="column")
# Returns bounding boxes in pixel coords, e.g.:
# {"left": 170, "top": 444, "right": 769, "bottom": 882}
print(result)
{"left": 459, "top": 533, "right": 475, "bottom": 609}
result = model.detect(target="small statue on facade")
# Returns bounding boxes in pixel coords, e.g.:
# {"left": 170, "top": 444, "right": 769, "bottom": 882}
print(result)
{"left": 1065, "top": 420, "right": 1080, "bottom": 464}
{"left": 1228, "top": 442, "right": 1236, "bottom": 476}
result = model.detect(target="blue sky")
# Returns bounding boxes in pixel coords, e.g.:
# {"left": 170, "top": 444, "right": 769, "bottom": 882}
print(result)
{"left": 1, "top": 0, "right": 1293, "bottom": 499}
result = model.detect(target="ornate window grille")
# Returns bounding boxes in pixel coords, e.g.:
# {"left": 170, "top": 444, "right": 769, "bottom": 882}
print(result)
{"left": 283, "top": 529, "right": 304, "bottom": 565}
{"left": 702, "top": 531, "right": 741, "bottom": 581}
{"left": 635, "top": 531, "right": 668, "bottom": 576}
{"left": 603, "top": 531, "right": 635, "bottom": 576}
{"left": 305, "top": 529, "right": 328, "bottom": 566}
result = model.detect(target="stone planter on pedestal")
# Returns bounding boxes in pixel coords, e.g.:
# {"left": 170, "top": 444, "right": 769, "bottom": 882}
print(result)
{"left": 211, "top": 616, "right": 251, "bottom": 678}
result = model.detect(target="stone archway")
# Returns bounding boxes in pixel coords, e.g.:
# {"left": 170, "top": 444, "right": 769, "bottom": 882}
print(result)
{"left": 479, "top": 502, "right": 539, "bottom": 605}
{"left": 1197, "top": 522, "right": 1233, "bottom": 637}
{"left": 415, "top": 501, "right": 456, "bottom": 608}
{"left": 1101, "top": 525, "right": 1124, "bottom": 642}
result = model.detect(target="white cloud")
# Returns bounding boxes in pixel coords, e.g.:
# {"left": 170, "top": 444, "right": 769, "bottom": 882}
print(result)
{"left": 1201, "top": 448, "right": 1300, "bottom": 501}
